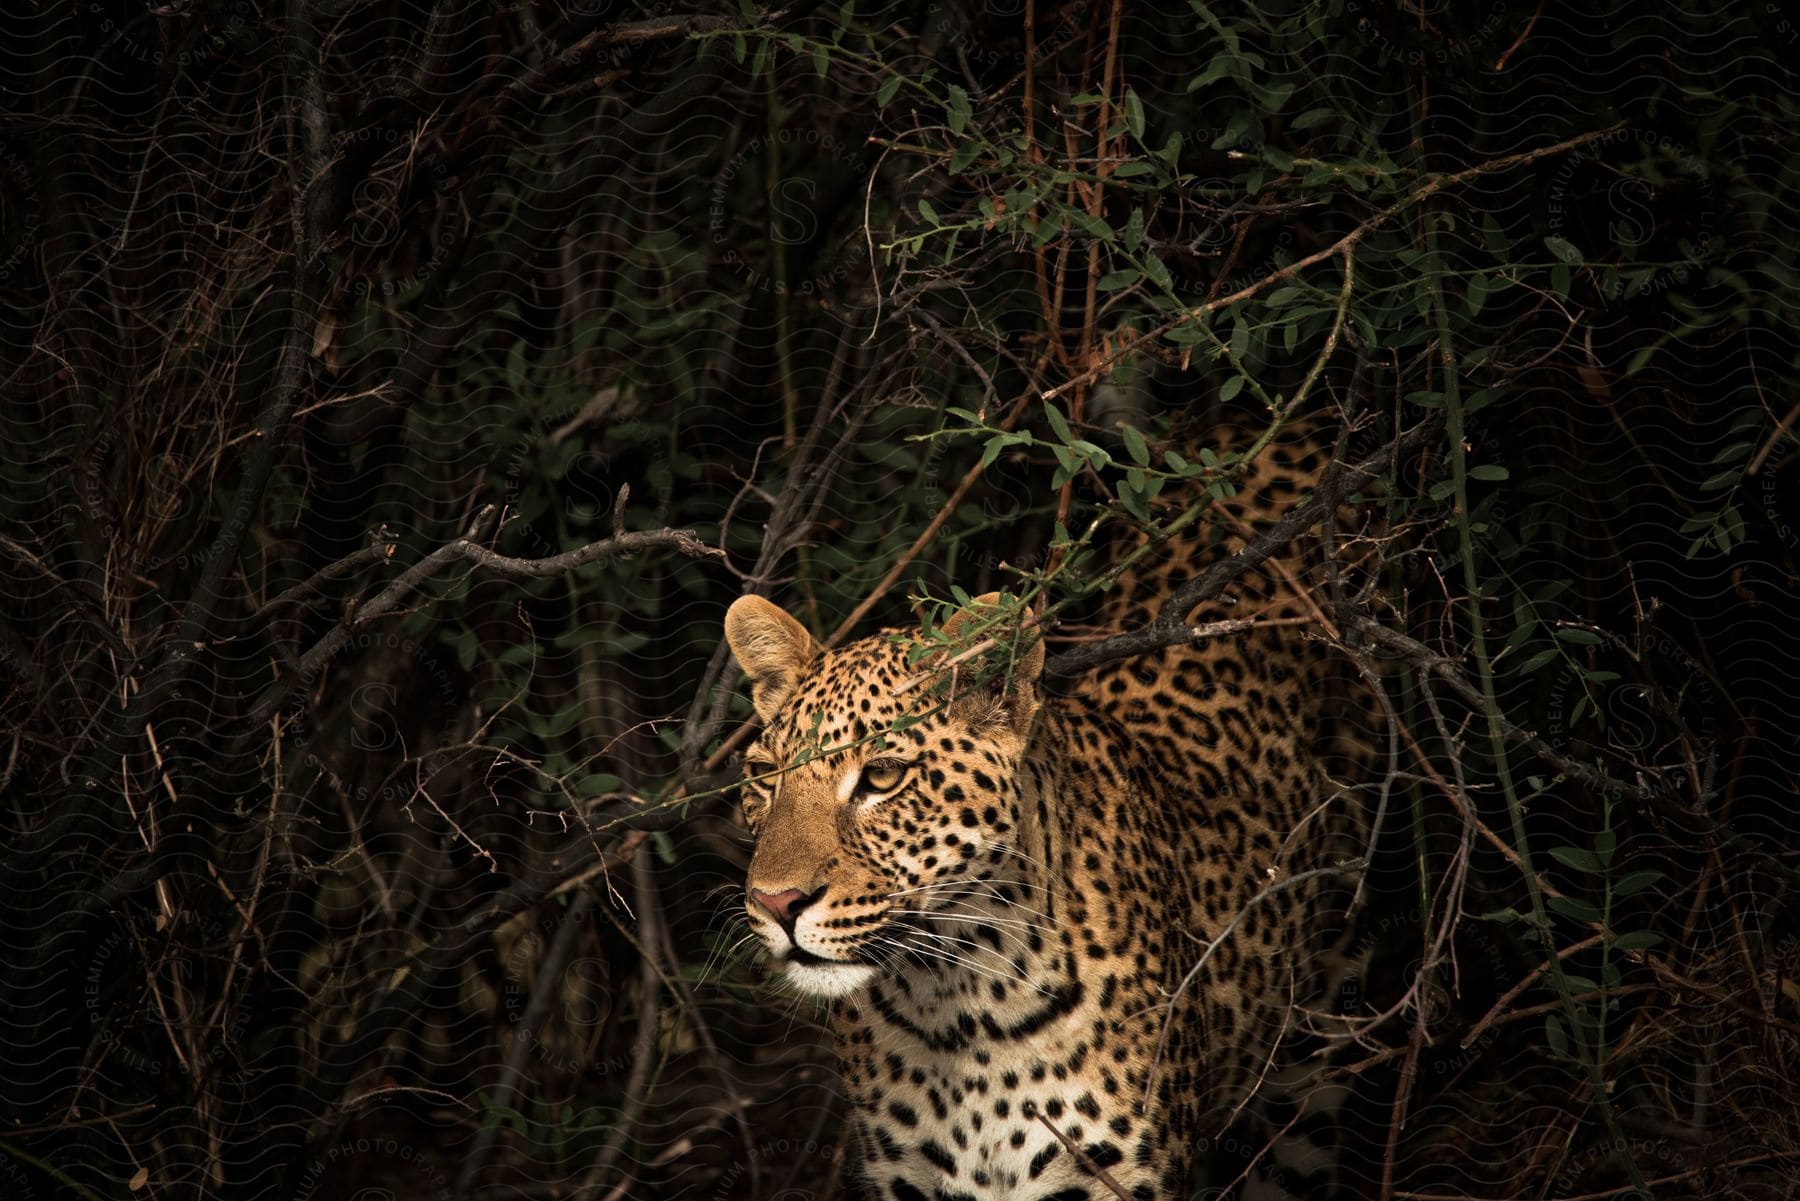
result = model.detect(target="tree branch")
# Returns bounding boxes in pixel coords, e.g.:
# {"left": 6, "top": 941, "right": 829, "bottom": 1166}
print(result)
{"left": 248, "top": 508, "right": 723, "bottom": 726}
{"left": 1041, "top": 124, "right": 1626, "bottom": 404}
{"left": 1044, "top": 416, "right": 1443, "bottom": 677}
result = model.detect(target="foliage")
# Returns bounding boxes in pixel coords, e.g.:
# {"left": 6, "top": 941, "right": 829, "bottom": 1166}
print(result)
{"left": 0, "top": 1, "right": 1796, "bottom": 1199}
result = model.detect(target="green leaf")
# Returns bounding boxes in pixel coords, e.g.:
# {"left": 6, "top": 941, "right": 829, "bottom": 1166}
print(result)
{"left": 1549, "top": 846, "right": 1604, "bottom": 873}
{"left": 1098, "top": 269, "right": 1142, "bottom": 291}
{"left": 1468, "top": 464, "right": 1509, "bottom": 481}
{"left": 1544, "top": 1014, "right": 1570, "bottom": 1058}
{"left": 1186, "top": 54, "right": 1235, "bottom": 93}
{"left": 1212, "top": 109, "right": 1253, "bottom": 150}
{"left": 1069, "top": 210, "right": 1114, "bottom": 240}
{"left": 1122, "top": 424, "right": 1150, "bottom": 467}
{"left": 1711, "top": 441, "right": 1757, "bottom": 465}
{"left": 812, "top": 43, "right": 829, "bottom": 77}
{"left": 876, "top": 74, "right": 902, "bottom": 108}
{"left": 1718, "top": 506, "right": 1746, "bottom": 550}
{"left": 1465, "top": 272, "right": 1491, "bottom": 317}
{"left": 1611, "top": 869, "right": 1664, "bottom": 897}
{"left": 949, "top": 139, "right": 982, "bottom": 174}
{"left": 1252, "top": 78, "right": 1296, "bottom": 113}
{"left": 1123, "top": 208, "right": 1145, "bottom": 252}
{"left": 1500, "top": 613, "right": 1535, "bottom": 653}
{"left": 1142, "top": 253, "right": 1173, "bottom": 291}
{"left": 1044, "top": 404, "right": 1073, "bottom": 444}
{"left": 1219, "top": 374, "right": 1245, "bottom": 402}
{"left": 1554, "top": 628, "right": 1604, "bottom": 645}
{"left": 1548, "top": 894, "right": 1603, "bottom": 924}
{"left": 946, "top": 85, "right": 971, "bottom": 136}
{"left": 1229, "top": 318, "right": 1249, "bottom": 360}
{"left": 1291, "top": 106, "right": 1336, "bottom": 130}
{"left": 1544, "top": 235, "right": 1584, "bottom": 264}
{"left": 1070, "top": 439, "right": 1110, "bottom": 470}
{"left": 918, "top": 198, "right": 939, "bottom": 224}
{"left": 1482, "top": 213, "right": 1511, "bottom": 257}
{"left": 1612, "top": 930, "right": 1662, "bottom": 951}
{"left": 577, "top": 773, "right": 623, "bottom": 798}
{"left": 1123, "top": 88, "right": 1145, "bottom": 139}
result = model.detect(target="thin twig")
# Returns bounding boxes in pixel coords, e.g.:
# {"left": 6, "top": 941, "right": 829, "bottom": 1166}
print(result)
{"left": 1144, "top": 864, "right": 1360, "bottom": 1107}
{"left": 1033, "top": 1113, "right": 1132, "bottom": 1201}
{"left": 1345, "top": 616, "right": 1661, "bottom": 805}
{"left": 250, "top": 507, "right": 721, "bottom": 726}
{"left": 572, "top": 849, "right": 663, "bottom": 1201}
{"left": 453, "top": 892, "right": 597, "bottom": 1199}
{"left": 1040, "top": 125, "right": 1626, "bottom": 404}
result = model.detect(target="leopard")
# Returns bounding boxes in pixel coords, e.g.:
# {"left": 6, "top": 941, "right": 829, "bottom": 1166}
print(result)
{"left": 723, "top": 422, "right": 1378, "bottom": 1201}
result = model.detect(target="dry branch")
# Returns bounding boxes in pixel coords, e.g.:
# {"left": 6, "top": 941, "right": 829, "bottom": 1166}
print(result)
{"left": 248, "top": 505, "right": 722, "bottom": 726}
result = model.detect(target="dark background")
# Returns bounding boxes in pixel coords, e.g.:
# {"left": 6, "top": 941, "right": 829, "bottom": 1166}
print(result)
{"left": 1, "top": 1, "right": 1797, "bottom": 1198}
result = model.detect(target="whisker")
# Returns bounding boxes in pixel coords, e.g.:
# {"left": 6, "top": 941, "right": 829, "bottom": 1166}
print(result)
{"left": 908, "top": 912, "right": 1043, "bottom": 958}
{"left": 887, "top": 879, "right": 1058, "bottom": 919}
{"left": 893, "top": 928, "right": 1044, "bottom": 991}
{"left": 906, "top": 888, "right": 1056, "bottom": 922}
{"left": 891, "top": 884, "right": 1059, "bottom": 925}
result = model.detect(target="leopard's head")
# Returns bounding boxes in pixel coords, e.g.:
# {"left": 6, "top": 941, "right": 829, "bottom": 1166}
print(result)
{"left": 724, "top": 593, "right": 1045, "bottom": 998}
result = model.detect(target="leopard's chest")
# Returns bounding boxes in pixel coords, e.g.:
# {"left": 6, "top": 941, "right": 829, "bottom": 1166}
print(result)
{"left": 838, "top": 980, "right": 1172, "bottom": 1201}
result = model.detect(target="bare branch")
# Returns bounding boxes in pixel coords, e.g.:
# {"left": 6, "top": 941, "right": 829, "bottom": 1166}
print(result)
{"left": 248, "top": 509, "right": 722, "bottom": 726}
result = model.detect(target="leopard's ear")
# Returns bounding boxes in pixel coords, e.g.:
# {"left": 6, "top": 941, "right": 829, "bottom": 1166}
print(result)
{"left": 935, "top": 592, "right": 1044, "bottom": 737}
{"left": 725, "top": 596, "right": 821, "bottom": 722}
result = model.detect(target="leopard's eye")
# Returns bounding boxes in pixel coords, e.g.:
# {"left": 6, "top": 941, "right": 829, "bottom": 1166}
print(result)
{"left": 859, "top": 759, "right": 909, "bottom": 795}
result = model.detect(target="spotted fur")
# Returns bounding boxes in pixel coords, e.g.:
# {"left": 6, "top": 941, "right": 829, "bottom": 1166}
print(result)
{"left": 725, "top": 425, "right": 1374, "bottom": 1201}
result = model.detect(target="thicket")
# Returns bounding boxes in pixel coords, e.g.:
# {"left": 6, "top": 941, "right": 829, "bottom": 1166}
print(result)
{"left": 1, "top": 1, "right": 1796, "bottom": 1198}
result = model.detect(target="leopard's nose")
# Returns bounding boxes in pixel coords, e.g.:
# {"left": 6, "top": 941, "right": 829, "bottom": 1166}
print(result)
{"left": 749, "top": 886, "right": 822, "bottom": 937}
